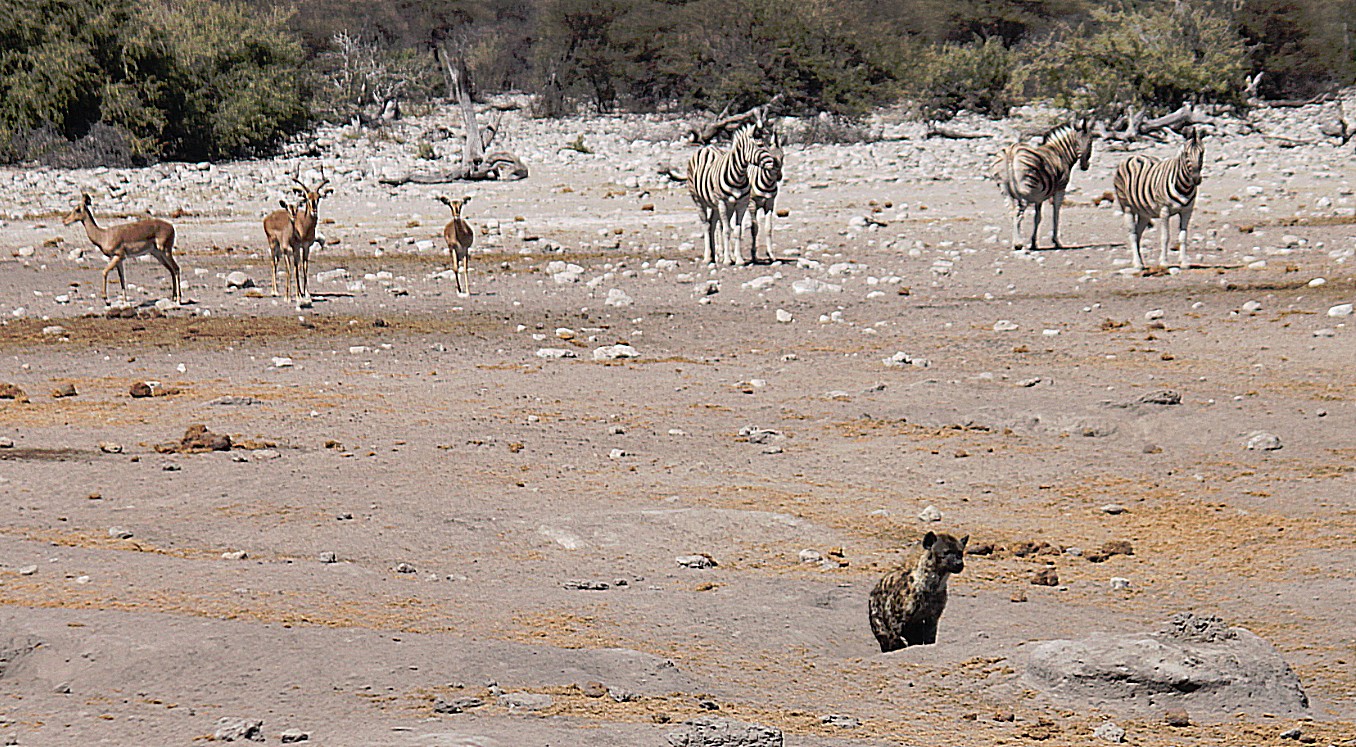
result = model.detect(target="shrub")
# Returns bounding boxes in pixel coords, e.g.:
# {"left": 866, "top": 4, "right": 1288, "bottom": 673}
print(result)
{"left": 313, "top": 31, "right": 442, "bottom": 122}
{"left": 1015, "top": 2, "right": 1250, "bottom": 117}
{"left": 910, "top": 38, "right": 1016, "bottom": 122}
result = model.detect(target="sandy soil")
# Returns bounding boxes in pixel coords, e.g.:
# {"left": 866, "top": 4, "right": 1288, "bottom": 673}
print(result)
{"left": 0, "top": 107, "right": 1353, "bottom": 746}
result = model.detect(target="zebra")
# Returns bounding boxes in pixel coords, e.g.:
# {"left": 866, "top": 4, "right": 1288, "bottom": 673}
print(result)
{"left": 1113, "top": 127, "right": 1206, "bottom": 270}
{"left": 746, "top": 135, "right": 783, "bottom": 264}
{"left": 990, "top": 118, "right": 1095, "bottom": 252}
{"left": 686, "top": 121, "right": 772, "bottom": 265}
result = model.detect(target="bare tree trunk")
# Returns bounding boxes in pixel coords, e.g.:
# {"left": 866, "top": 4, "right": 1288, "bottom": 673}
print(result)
{"left": 437, "top": 40, "right": 483, "bottom": 167}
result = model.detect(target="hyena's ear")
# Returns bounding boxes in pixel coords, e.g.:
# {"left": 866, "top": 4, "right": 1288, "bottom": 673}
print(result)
{"left": 959, "top": 535, "right": 970, "bottom": 549}
{"left": 922, "top": 531, "right": 937, "bottom": 549}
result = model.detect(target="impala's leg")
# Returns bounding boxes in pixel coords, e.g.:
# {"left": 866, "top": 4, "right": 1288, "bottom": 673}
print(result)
{"left": 1176, "top": 203, "right": 1194, "bottom": 269}
{"left": 454, "top": 248, "right": 466, "bottom": 295}
{"left": 301, "top": 241, "right": 313, "bottom": 299}
{"left": 154, "top": 250, "right": 181, "bottom": 304}
{"left": 1029, "top": 201, "right": 1042, "bottom": 253}
{"left": 460, "top": 252, "right": 470, "bottom": 296}
{"left": 100, "top": 255, "right": 121, "bottom": 303}
{"left": 268, "top": 240, "right": 281, "bottom": 297}
{"left": 1050, "top": 189, "right": 1065, "bottom": 249}
{"left": 114, "top": 260, "right": 128, "bottom": 301}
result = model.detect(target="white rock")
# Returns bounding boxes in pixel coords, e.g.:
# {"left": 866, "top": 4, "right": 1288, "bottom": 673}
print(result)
{"left": 1093, "top": 721, "right": 1126, "bottom": 743}
{"left": 592, "top": 344, "right": 639, "bottom": 360}
{"left": 316, "top": 268, "right": 349, "bottom": 282}
{"left": 742, "top": 275, "right": 777, "bottom": 291}
{"left": 1241, "top": 300, "right": 1263, "bottom": 312}
{"left": 1327, "top": 303, "right": 1353, "bottom": 317}
{"left": 271, "top": 356, "right": 294, "bottom": 368}
{"left": 536, "top": 348, "right": 578, "bottom": 359}
{"left": 221, "top": 551, "right": 248, "bottom": 560}
{"left": 798, "top": 549, "right": 824, "bottom": 564}
{"left": 1144, "top": 309, "right": 1164, "bottom": 320}
{"left": 883, "top": 351, "right": 930, "bottom": 368}
{"left": 604, "top": 288, "right": 633, "bottom": 306}
{"left": 775, "top": 309, "right": 793, "bottom": 323}
{"left": 42, "top": 325, "right": 66, "bottom": 336}
{"left": 992, "top": 319, "right": 1019, "bottom": 332}
{"left": 1109, "top": 577, "right": 1132, "bottom": 590}
{"left": 415, "top": 239, "right": 436, "bottom": 251}
{"left": 792, "top": 277, "right": 842, "bottom": 294}
{"left": 18, "top": 565, "right": 37, "bottom": 576}
{"left": 917, "top": 505, "right": 943, "bottom": 522}
{"left": 1244, "top": 431, "right": 1282, "bottom": 451}
{"left": 1307, "top": 277, "right": 1326, "bottom": 287}
{"left": 676, "top": 554, "right": 716, "bottom": 569}
{"left": 225, "top": 271, "right": 254, "bottom": 289}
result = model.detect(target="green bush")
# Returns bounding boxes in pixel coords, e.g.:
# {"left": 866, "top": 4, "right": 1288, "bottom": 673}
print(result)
{"left": 0, "top": 0, "right": 311, "bottom": 164}
{"left": 1015, "top": 2, "right": 1250, "bottom": 116}
{"left": 910, "top": 38, "right": 1015, "bottom": 122}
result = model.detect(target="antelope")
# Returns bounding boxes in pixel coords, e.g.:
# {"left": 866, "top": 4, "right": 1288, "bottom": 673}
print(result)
{"left": 436, "top": 195, "right": 474, "bottom": 295}
{"left": 62, "top": 193, "right": 181, "bottom": 304}
{"left": 279, "top": 165, "right": 332, "bottom": 303}
{"left": 262, "top": 199, "right": 301, "bottom": 298}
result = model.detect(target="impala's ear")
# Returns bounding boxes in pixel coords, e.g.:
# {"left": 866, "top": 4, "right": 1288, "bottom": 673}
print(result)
{"left": 279, "top": 200, "right": 289, "bottom": 210}
{"left": 462, "top": 195, "right": 472, "bottom": 204}
{"left": 81, "top": 193, "right": 92, "bottom": 206}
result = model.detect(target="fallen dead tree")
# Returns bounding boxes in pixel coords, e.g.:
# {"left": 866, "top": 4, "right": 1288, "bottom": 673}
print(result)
{"left": 1103, "top": 105, "right": 1229, "bottom": 140}
{"left": 379, "top": 41, "right": 529, "bottom": 185}
{"left": 686, "top": 94, "right": 783, "bottom": 144}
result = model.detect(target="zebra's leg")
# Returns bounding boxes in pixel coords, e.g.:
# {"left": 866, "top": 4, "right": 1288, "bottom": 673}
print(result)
{"left": 1050, "top": 190, "right": 1065, "bottom": 249}
{"left": 1029, "top": 201, "right": 1042, "bottom": 252}
{"left": 1176, "top": 204, "right": 1195, "bottom": 268}
{"left": 1157, "top": 206, "right": 1172, "bottom": 268}
{"left": 748, "top": 206, "right": 761, "bottom": 264}
{"left": 701, "top": 207, "right": 717, "bottom": 265}
{"left": 1009, "top": 199, "right": 1025, "bottom": 251}
{"left": 1124, "top": 211, "right": 1145, "bottom": 270}
{"left": 729, "top": 199, "right": 749, "bottom": 265}
{"left": 762, "top": 207, "right": 777, "bottom": 263}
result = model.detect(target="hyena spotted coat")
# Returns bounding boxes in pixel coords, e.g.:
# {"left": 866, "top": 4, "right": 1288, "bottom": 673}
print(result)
{"left": 868, "top": 531, "right": 968, "bottom": 652}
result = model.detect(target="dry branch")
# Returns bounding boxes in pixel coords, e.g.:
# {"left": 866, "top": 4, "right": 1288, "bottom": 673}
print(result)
{"left": 686, "top": 94, "right": 783, "bottom": 144}
{"left": 378, "top": 152, "right": 528, "bottom": 185}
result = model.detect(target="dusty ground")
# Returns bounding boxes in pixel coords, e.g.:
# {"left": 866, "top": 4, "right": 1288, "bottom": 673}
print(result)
{"left": 0, "top": 106, "right": 1353, "bottom": 746}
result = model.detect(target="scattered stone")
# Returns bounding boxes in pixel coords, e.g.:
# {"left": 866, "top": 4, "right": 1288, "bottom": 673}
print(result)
{"left": 1244, "top": 431, "right": 1282, "bottom": 451}
{"left": 1092, "top": 721, "right": 1126, "bottom": 743}
{"left": 174, "top": 424, "right": 232, "bottom": 453}
{"left": 1163, "top": 707, "right": 1191, "bottom": 727}
{"left": 50, "top": 383, "right": 78, "bottom": 398}
{"left": 98, "top": 441, "right": 124, "bottom": 454}
{"left": 53, "top": 681, "right": 71, "bottom": 694}
{"left": 578, "top": 681, "right": 608, "bottom": 698}
{"left": 213, "top": 717, "right": 264, "bottom": 742}
{"left": 666, "top": 716, "right": 783, "bottom": 747}
{"left": 42, "top": 325, "right": 67, "bottom": 336}
{"left": 604, "top": 288, "right": 633, "bottom": 306}
{"left": 608, "top": 686, "right": 639, "bottom": 703}
{"left": 271, "top": 356, "right": 294, "bottom": 368}
{"left": 1313, "top": 328, "right": 1336, "bottom": 338}
{"left": 394, "top": 562, "right": 416, "bottom": 573}
{"left": 0, "top": 383, "right": 29, "bottom": 403}
{"left": 128, "top": 381, "right": 178, "bottom": 398}
{"left": 1086, "top": 540, "right": 1134, "bottom": 563}
{"left": 432, "top": 696, "right": 485, "bottom": 714}
{"left": 676, "top": 554, "right": 717, "bottom": 569}
{"left": 917, "top": 505, "right": 943, "bottom": 522}
{"left": 883, "top": 351, "right": 930, "bottom": 368}
{"left": 993, "top": 319, "right": 1019, "bottom": 332}
{"left": 1327, "top": 303, "right": 1353, "bottom": 317}
{"left": 278, "top": 729, "right": 310, "bottom": 743}
{"left": 0, "top": 437, "right": 13, "bottom": 448}
{"left": 1137, "top": 390, "right": 1181, "bottom": 406}
{"left": 1109, "top": 577, "right": 1131, "bottom": 590}
{"left": 221, "top": 551, "right": 248, "bottom": 561}
{"left": 738, "top": 426, "right": 783, "bottom": 444}
{"left": 798, "top": 549, "right": 823, "bottom": 564}
{"left": 17, "top": 565, "right": 37, "bottom": 576}
{"left": 593, "top": 344, "right": 640, "bottom": 360}
{"left": 775, "top": 309, "right": 793, "bottom": 323}
{"left": 1100, "top": 504, "right": 1127, "bottom": 515}
{"left": 318, "top": 552, "right": 338, "bottom": 564}
{"left": 791, "top": 277, "right": 841, "bottom": 294}
{"left": 1024, "top": 614, "right": 1309, "bottom": 718}
{"left": 208, "top": 396, "right": 262, "bottom": 406}
{"left": 1010, "top": 589, "right": 1028, "bottom": 603}
{"left": 563, "top": 579, "right": 610, "bottom": 590}
{"left": 499, "top": 691, "right": 554, "bottom": 711}
{"left": 536, "top": 348, "right": 577, "bottom": 359}
{"left": 225, "top": 271, "right": 255, "bottom": 289}
{"left": 108, "top": 526, "right": 134, "bottom": 539}
{"left": 1031, "top": 566, "right": 1059, "bottom": 586}
{"left": 820, "top": 714, "right": 861, "bottom": 728}
{"left": 1280, "top": 727, "right": 1303, "bottom": 740}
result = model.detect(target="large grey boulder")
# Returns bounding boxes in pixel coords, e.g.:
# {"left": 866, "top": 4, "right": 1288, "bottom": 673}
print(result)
{"left": 666, "top": 716, "right": 783, "bottom": 747}
{"left": 1023, "top": 613, "right": 1308, "bottom": 719}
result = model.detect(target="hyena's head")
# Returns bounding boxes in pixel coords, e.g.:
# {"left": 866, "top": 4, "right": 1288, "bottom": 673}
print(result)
{"left": 923, "top": 531, "right": 969, "bottom": 575}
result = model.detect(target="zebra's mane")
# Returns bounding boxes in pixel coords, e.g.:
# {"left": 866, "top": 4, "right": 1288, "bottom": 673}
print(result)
{"left": 1040, "top": 123, "right": 1077, "bottom": 146}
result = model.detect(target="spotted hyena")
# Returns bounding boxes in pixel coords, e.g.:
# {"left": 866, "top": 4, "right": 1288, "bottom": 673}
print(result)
{"left": 868, "top": 531, "right": 969, "bottom": 652}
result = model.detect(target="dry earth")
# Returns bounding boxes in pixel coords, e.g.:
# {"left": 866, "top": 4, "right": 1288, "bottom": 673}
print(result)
{"left": 0, "top": 102, "right": 1353, "bottom": 746}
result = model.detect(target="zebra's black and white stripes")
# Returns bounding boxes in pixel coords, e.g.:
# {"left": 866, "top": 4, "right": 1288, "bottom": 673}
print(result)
{"left": 686, "top": 121, "right": 774, "bottom": 265}
{"left": 1113, "top": 128, "right": 1206, "bottom": 270}
{"left": 990, "top": 118, "right": 1095, "bottom": 251}
{"left": 746, "top": 139, "right": 783, "bottom": 264}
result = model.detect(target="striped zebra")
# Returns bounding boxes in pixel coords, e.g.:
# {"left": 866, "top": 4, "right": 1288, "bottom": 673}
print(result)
{"left": 1113, "top": 128, "right": 1206, "bottom": 270}
{"left": 746, "top": 138, "right": 783, "bottom": 264}
{"left": 990, "top": 118, "right": 1095, "bottom": 252}
{"left": 687, "top": 122, "right": 772, "bottom": 265}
